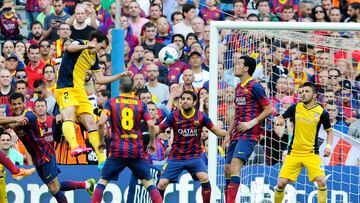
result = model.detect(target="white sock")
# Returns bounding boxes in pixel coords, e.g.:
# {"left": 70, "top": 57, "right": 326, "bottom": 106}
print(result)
{"left": 85, "top": 181, "right": 90, "bottom": 189}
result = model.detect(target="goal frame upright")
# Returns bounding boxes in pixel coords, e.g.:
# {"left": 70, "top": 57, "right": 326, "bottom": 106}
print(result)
{"left": 208, "top": 21, "right": 360, "bottom": 203}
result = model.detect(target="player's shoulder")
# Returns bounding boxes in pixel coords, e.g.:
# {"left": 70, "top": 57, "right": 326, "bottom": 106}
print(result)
{"left": 24, "top": 110, "right": 37, "bottom": 122}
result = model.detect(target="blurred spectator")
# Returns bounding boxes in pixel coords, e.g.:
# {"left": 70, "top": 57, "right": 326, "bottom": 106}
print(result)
{"left": 91, "top": 0, "right": 110, "bottom": 25}
{"left": 0, "top": 131, "right": 23, "bottom": 165}
{"left": 170, "top": 11, "right": 183, "bottom": 26}
{"left": 232, "top": 0, "right": 246, "bottom": 19}
{"left": 191, "top": 17, "right": 205, "bottom": 42}
{"left": 37, "top": 0, "right": 54, "bottom": 25}
{"left": 141, "top": 22, "right": 165, "bottom": 58}
{"left": 43, "top": 0, "right": 71, "bottom": 42}
{"left": 54, "top": 22, "right": 72, "bottom": 58}
{"left": 29, "top": 21, "right": 44, "bottom": 45}
{"left": 31, "top": 79, "right": 56, "bottom": 115}
{"left": 257, "top": 0, "right": 279, "bottom": 21}
{"left": 183, "top": 51, "right": 209, "bottom": 90}
{"left": 325, "top": 100, "right": 348, "bottom": 134}
{"left": 0, "top": 56, "right": 5, "bottom": 69}
{"left": 39, "top": 39, "right": 52, "bottom": 63}
{"left": 344, "top": 2, "right": 360, "bottom": 22}
{"left": 127, "top": 45, "right": 146, "bottom": 75}
{"left": 67, "top": 4, "right": 96, "bottom": 40}
{"left": 4, "top": 52, "right": 20, "bottom": 76}
{"left": 149, "top": 3, "right": 162, "bottom": 26}
{"left": 0, "top": 69, "right": 14, "bottom": 105}
{"left": 329, "top": 7, "right": 343, "bottom": 22}
{"left": 25, "top": 0, "right": 40, "bottom": 35}
{"left": 121, "top": 0, "right": 147, "bottom": 18}
{"left": 311, "top": 5, "right": 330, "bottom": 22}
{"left": 179, "top": 69, "right": 196, "bottom": 92}
{"left": 348, "top": 119, "right": 360, "bottom": 139}
{"left": 43, "top": 64, "right": 56, "bottom": 95}
{"left": 327, "top": 68, "right": 341, "bottom": 92}
{"left": 338, "top": 80, "right": 359, "bottom": 126}
{"left": 128, "top": 1, "right": 149, "bottom": 39}
{"left": 280, "top": 5, "right": 296, "bottom": 22}
{"left": 0, "top": 0, "right": 23, "bottom": 40}
{"left": 298, "top": 0, "right": 313, "bottom": 20}
{"left": 165, "top": 82, "right": 181, "bottom": 111}
{"left": 145, "top": 63, "right": 169, "bottom": 103}
{"left": 321, "top": 0, "right": 332, "bottom": 15}
{"left": 34, "top": 98, "right": 55, "bottom": 146}
{"left": 289, "top": 58, "right": 311, "bottom": 91}
{"left": 133, "top": 73, "right": 146, "bottom": 91}
{"left": 156, "top": 16, "right": 172, "bottom": 46}
{"left": 199, "top": 0, "right": 225, "bottom": 24}
{"left": 173, "top": 3, "right": 196, "bottom": 38}
{"left": 25, "top": 44, "right": 46, "bottom": 90}
{"left": 143, "top": 49, "right": 155, "bottom": 66}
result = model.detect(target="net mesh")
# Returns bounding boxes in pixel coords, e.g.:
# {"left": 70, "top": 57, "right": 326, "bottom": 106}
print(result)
{"left": 213, "top": 29, "right": 360, "bottom": 202}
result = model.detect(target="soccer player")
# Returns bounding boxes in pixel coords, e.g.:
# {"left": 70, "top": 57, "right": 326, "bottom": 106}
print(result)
{"left": 273, "top": 82, "right": 333, "bottom": 203}
{"left": 225, "top": 55, "right": 273, "bottom": 203}
{"left": 155, "top": 90, "right": 228, "bottom": 203}
{"left": 92, "top": 76, "right": 162, "bottom": 203}
{"left": 8, "top": 93, "right": 96, "bottom": 203}
{"left": 54, "top": 30, "right": 132, "bottom": 167}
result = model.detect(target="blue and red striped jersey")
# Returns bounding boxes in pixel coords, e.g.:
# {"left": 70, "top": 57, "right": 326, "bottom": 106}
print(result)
{"left": 232, "top": 78, "right": 270, "bottom": 141}
{"left": 14, "top": 111, "right": 55, "bottom": 167}
{"left": 199, "top": 7, "right": 225, "bottom": 25}
{"left": 128, "top": 63, "right": 147, "bottom": 76}
{"left": 25, "top": 0, "right": 40, "bottom": 12}
{"left": 0, "top": 14, "right": 20, "bottom": 38}
{"left": 159, "top": 109, "right": 214, "bottom": 160}
{"left": 104, "top": 93, "right": 152, "bottom": 159}
{"left": 168, "top": 61, "right": 188, "bottom": 83}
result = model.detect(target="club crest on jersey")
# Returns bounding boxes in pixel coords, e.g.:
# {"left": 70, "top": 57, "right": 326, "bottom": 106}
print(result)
{"left": 236, "top": 97, "right": 246, "bottom": 105}
{"left": 194, "top": 120, "right": 200, "bottom": 125}
{"left": 314, "top": 113, "right": 319, "bottom": 119}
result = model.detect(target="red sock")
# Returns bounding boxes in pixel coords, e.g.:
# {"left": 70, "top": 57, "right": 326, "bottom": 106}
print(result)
{"left": 226, "top": 176, "right": 240, "bottom": 203}
{"left": 158, "top": 188, "right": 165, "bottom": 199}
{"left": 91, "top": 184, "right": 105, "bottom": 203}
{"left": 201, "top": 181, "right": 211, "bottom": 203}
{"left": 60, "top": 181, "right": 86, "bottom": 191}
{"left": 224, "top": 178, "right": 230, "bottom": 200}
{"left": 0, "top": 150, "right": 20, "bottom": 174}
{"left": 147, "top": 185, "right": 163, "bottom": 203}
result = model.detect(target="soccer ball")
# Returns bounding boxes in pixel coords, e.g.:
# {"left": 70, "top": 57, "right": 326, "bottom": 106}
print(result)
{"left": 159, "top": 46, "right": 178, "bottom": 66}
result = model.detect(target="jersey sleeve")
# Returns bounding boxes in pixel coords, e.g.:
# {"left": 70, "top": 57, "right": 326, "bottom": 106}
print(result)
{"left": 25, "top": 111, "right": 37, "bottom": 126}
{"left": 202, "top": 112, "right": 215, "bottom": 129}
{"left": 159, "top": 113, "right": 174, "bottom": 132}
{"left": 282, "top": 104, "right": 296, "bottom": 119}
{"left": 103, "top": 99, "right": 112, "bottom": 116}
{"left": 320, "top": 110, "right": 332, "bottom": 131}
{"left": 90, "top": 55, "right": 101, "bottom": 72}
{"left": 252, "top": 82, "right": 270, "bottom": 107}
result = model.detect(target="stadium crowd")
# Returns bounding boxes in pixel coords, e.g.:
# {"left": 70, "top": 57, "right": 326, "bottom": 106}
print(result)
{"left": 0, "top": 0, "right": 359, "bottom": 170}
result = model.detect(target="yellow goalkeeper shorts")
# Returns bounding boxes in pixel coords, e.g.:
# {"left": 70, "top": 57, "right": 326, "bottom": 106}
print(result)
{"left": 0, "top": 165, "right": 7, "bottom": 203}
{"left": 55, "top": 88, "right": 94, "bottom": 116}
{"left": 279, "top": 153, "right": 325, "bottom": 182}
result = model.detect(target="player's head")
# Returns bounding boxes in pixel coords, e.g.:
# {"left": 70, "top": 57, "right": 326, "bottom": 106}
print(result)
{"left": 181, "top": 90, "right": 197, "bottom": 111}
{"left": 0, "top": 131, "right": 12, "bottom": 151}
{"left": 233, "top": 54, "right": 256, "bottom": 77}
{"left": 88, "top": 30, "right": 109, "bottom": 54}
{"left": 299, "top": 82, "right": 317, "bottom": 104}
{"left": 119, "top": 75, "right": 134, "bottom": 93}
{"left": 147, "top": 101, "right": 158, "bottom": 118}
{"left": 9, "top": 93, "right": 25, "bottom": 116}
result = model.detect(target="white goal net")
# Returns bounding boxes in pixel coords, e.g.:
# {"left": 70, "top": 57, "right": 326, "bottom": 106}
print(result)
{"left": 208, "top": 22, "right": 360, "bottom": 203}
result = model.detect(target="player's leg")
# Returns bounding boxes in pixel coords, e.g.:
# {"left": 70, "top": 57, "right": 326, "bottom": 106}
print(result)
{"left": 226, "top": 140, "right": 256, "bottom": 203}
{"left": 187, "top": 157, "right": 212, "bottom": 203}
{"left": 0, "top": 150, "right": 35, "bottom": 180}
{"left": 0, "top": 166, "right": 8, "bottom": 203}
{"left": 157, "top": 160, "right": 184, "bottom": 199}
{"left": 47, "top": 177, "right": 68, "bottom": 203}
{"left": 157, "top": 178, "right": 170, "bottom": 199}
{"left": 92, "top": 158, "right": 124, "bottom": 203}
{"left": 274, "top": 154, "right": 303, "bottom": 203}
{"left": 78, "top": 112, "right": 106, "bottom": 170}
{"left": 303, "top": 154, "right": 327, "bottom": 203}
{"left": 224, "top": 140, "right": 237, "bottom": 198}
{"left": 60, "top": 178, "right": 96, "bottom": 196}
{"left": 127, "top": 158, "right": 163, "bottom": 203}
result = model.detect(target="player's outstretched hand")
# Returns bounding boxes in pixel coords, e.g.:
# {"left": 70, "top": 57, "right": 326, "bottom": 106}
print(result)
{"left": 274, "top": 116, "right": 285, "bottom": 126}
{"left": 147, "top": 143, "right": 156, "bottom": 154}
{"left": 14, "top": 116, "right": 28, "bottom": 125}
{"left": 323, "top": 147, "right": 331, "bottom": 157}
{"left": 87, "top": 41, "right": 96, "bottom": 49}
{"left": 120, "top": 71, "right": 133, "bottom": 78}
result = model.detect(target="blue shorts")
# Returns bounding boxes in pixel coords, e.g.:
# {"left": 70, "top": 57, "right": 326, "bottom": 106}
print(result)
{"left": 36, "top": 157, "right": 60, "bottom": 184}
{"left": 160, "top": 157, "right": 207, "bottom": 183}
{"left": 101, "top": 157, "right": 152, "bottom": 181}
{"left": 226, "top": 139, "right": 256, "bottom": 164}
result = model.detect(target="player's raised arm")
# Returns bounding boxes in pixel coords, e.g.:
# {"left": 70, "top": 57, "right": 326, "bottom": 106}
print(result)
{"left": 146, "top": 119, "right": 156, "bottom": 152}
{"left": 93, "top": 71, "right": 133, "bottom": 85}
{"left": 0, "top": 115, "right": 28, "bottom": 125}
{"left": 97, "top": 109, "right": 110, "bottom": 126}
{"left": 66, "top": 40, "right": 94, "bottom": 53}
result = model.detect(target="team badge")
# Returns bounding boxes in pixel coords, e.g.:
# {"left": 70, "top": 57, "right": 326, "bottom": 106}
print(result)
{"left": 314, "top": 113, "right": 319, "bottom": 119}
{"left": 194, "top": 120, "right": 200, "bottom": 125}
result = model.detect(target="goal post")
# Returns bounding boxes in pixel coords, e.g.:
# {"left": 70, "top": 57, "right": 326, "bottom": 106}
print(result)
{"left": 208, "top": 22, "right": 360, "bottom": 203}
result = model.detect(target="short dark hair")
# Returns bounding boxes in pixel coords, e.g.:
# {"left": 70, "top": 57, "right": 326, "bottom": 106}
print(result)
{"left": 89, "top": 30, "right": 109, "bottom": 46}
{"left": 33, "top": 79, "right": 46, "bottom": 89}
{"left": 28, "top": 44, "right": 39, "bottom": 53}
{"left": 182, "top": 3, "right": 196, "bottom": 14}
{"left": 9, "top": 93, "right": 25, "bottom": 102}
{"left": 43, "top": 64, "right": 55, "bottom": 75}
{"left": 35, "top": 98, "right": 47, "bottom": 106}
{"left": 143, "top": 22, "right": 157, "bottom": 31}
{"left": 300, "top": 82, "right": 317, "bottom": 94}
{"left": 147, "top": 101, "right": 157, "bottom": 106}
{"left": 136, "top": 88, "right": 151, "bottom": 98}
{"left": 171, "top": 11, "right": 183, "bottom": 21}
{"left": 99, "top": 89, "right": 111, "bottom": 99}
{"left": 240, "top": 55, "right": 257, "bottom": 76}
{"left": 186, "top": 33, "right": 198, "bottom": 42}
{"left": 247, "top": 13, "right": 259, "bottom": 20}
{"left": 0, "top": 131, "right": 11, "bottom": 139}
{"left": 15, "top": 80, "right": 27, "bottom": 87}
{"left": 119, "top": 76, "right": 134, "bottom": 93}
{"left": 181, "top": 90, "right": 197, "bottom": 102}
{"left": 171, "top": 34, "right": 185, "bottom": 43}
{"left": 31, "top": 21, "right": 43, "bottom": 29}
{"left": 39, "top": 39, "right": 50, "bottom": 46}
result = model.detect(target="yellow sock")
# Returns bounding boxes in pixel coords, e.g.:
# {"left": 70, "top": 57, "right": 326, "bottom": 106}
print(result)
{"left": 88, "top": 131, "right": 106, "bottom": 164}
{"left": 318, "top": 186, "right": 327, "bottom": 203}
{"left": 62, "top": 120, "right": 79, "bottom": 150}
{"left": 0, "top": 166, "right": 8, "bottom": 203}
{"left": 274, "top": 186, "right": 285, "bottom": 203}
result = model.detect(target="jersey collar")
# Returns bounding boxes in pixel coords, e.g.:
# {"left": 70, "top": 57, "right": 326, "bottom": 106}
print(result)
{"left": 240, "top": 77, "right": 253, "bottom": 87}
{"left": 181, "top": 108, "right": 196, "bottom": 119}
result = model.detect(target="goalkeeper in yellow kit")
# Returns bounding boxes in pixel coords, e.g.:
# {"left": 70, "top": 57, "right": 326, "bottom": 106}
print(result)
{"left": 274, "top": 82, "right": 334, "bottom": 203}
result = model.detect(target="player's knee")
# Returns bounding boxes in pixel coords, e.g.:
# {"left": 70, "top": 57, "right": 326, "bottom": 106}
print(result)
{"left": 197, "top": 173, "right": 209, "bottom": 183}
{"left": 316, "top": 177, "right": 326, "bottom": 187}
{"left": 48, "top": 181, "right": 60, "bottom": 194}
{"left": 61, "top": 106, "right": 75, "bottom": 120}
{"left": 157, "top": 179, "right": 169, "bottom": 190}
{"left": 224, "top": 164, "right": 231, "bottom": 178}
{"left": 276, "top": 178, "right": 288, "bottom": 189}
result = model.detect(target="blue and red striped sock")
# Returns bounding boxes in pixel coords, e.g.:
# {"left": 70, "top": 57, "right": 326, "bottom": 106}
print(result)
{"left": 147, "top": 185, "right": 163, "bottom": 203}
{"left": 91, "top": 184, "right": 105, "bottom": 203}
{"left": 201, "top": 181, "right": 212, "bottom": 203}
{"left": 226, "top": 176, "right": 240, "bottom": 203}
{"left": 0, "top": 150, "right": 20, "bottom": 174}
{"left": 224, "top": 178, "right": 230, "bottom": 200}
{"left": 53, "top": 191, "right": 68, "bottom": 203}
{"left": 60, "top": 181, "right": 86, "bottom": 191}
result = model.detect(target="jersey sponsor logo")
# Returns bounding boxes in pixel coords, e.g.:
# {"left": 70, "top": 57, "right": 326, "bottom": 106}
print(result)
{"left": 236, "top": 97, "right": 246, "bottom": 105}
{"left": 178, "top": 128, "right": 198, "bottom": 137}
{"left": 120, "top": 134, "right": 138, "bottom": 139}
